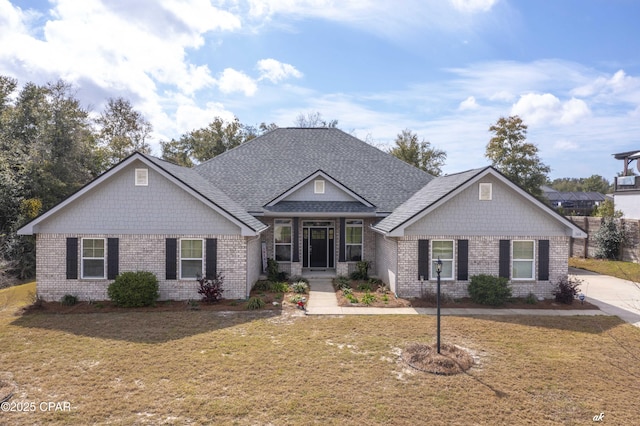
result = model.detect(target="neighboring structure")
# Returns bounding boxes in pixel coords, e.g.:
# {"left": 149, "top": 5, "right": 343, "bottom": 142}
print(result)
{"left": 613, "top": 150, "right": 640, "bottom": 219}
{"left": 542, "top": 186, "right": 607, "bottom": 216}
{"left": 18, "top": 128, "right": 586, "bottom": 301}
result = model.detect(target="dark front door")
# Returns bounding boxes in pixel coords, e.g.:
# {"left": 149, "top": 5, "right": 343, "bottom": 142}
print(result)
{"left": 310, "top": 228, "right": 328, "bottom": 268}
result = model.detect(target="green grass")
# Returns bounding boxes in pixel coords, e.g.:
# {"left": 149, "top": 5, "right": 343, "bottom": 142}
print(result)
{"left": 1, "top": 291, "right": 639, "bottom": 424}
{"left": 570, "top": 257, "right": 640, "bottom": 282}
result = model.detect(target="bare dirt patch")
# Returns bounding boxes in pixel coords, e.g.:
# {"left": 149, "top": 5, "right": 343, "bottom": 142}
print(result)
{"left": 403, "top": 342, "right": 474, "bottom": 375}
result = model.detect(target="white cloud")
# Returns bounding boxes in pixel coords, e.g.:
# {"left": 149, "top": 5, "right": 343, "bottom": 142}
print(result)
{"left": 553, "top": 139, "right": 579, "bottom": 151}
{"left": 218, "top": 68, "right": 258, "bottom": 96}
{"left": 573, "top": 69, "right": 640, "bottom": 97}
{"left": 458, "top": 96, "right": 479, "bottom": 110}
{"left": 257, "top": 58, "right": 302, "bottom": 83}
{"left": 449, "top": 0, "right": 498, "bottom": 13}
{"left": 174, "top": 98, "right": 235, "bottom": 133}
{"left": 511, "top": 93, "right": 590, "bottom": 126}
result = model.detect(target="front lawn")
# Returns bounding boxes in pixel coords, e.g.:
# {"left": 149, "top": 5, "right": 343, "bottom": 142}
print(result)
{"left": 1, "top": 294, "right": 639, "bottom": 424}
{"left": 569, "top": 257, "right": 640, "bottom": 282}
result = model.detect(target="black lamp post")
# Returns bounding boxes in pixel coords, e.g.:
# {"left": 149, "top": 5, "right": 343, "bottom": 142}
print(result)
{"left": 436, "top": 257, "right": 442, "bottom": 354}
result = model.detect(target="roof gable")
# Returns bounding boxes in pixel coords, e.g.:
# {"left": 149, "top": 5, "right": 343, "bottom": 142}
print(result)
{"left": 374, "top": 167, "right": 587, "bottom": 238}
{"left": 18, "top": 153, "right": 267, "bottom": 236}
{"left": 195, "top": 128, "right": 433, "bottom": 213}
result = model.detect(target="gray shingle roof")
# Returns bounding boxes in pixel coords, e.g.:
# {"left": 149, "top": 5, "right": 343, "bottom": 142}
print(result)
{"left": 264, "top": 201, "right": 376, "bottom": 214}
{"left": 195, "top": 128, "right": 434, "bottom": 213}
{"left": 374, "top": 167, "right": 488, "bottom": 233}
{"left": 142, "top": 154, "right": 268, "bottom": 232}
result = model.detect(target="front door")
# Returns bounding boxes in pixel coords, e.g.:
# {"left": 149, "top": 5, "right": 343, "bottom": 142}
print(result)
{"left": 310, "top": 228, "right": 328, "bottom": 268}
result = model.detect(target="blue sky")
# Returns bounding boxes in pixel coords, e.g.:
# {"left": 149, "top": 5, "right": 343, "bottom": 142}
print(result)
{"left": 2, "top": 0, "right": 640, "bottom": 181}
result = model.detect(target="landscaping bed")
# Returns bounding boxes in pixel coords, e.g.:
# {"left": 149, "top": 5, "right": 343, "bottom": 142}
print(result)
{"left": 19, "top": 280, "right": 309, "bottom": 315}
{"left": 333, "top": 277, "right": 599, "bottom": 310}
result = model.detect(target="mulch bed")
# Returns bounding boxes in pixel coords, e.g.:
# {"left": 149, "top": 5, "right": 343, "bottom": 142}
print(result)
{"left": 403, "top": 342, "right": 475, "bottom": 375}
{"left": 335, "top": 280, "right": 599, "bottom": 310}
{"left": 18, "top": 290, "right": 302, "bottom": 315}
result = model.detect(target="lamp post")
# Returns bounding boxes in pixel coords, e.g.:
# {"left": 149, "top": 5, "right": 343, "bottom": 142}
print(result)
{"left": 436, "top": 257, "right": 442, "bottom": 354}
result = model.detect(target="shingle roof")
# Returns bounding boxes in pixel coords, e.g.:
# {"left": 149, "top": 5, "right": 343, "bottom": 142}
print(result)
{"left": 264, "top": 201, "right": 376, "bottom": 214}
{"left": 142, "top": 154, "right": 268, "bottom": 232}
{"left": 374, "top": 167, "right": 488, "bottom": 233}
{"left": 195, "top": 128, "right": 434, "bottom": 213}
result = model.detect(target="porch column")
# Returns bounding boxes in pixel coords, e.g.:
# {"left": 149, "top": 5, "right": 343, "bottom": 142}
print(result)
{"left": 293, "top": 217, "right": 300, "bottom": 262}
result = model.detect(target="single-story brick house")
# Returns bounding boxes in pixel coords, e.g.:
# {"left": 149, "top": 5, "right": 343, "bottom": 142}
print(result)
{"left": 18, "top": 128, "right": 586, "bottom": 301}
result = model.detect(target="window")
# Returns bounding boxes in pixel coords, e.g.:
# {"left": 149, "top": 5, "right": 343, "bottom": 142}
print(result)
{"left": 314, "top": 179, "right": 325, "bottom": 194}
{"left": 180, "top": 239, "right": 203, "bottom": 279}
{"left": 135, "top": 168, "right": 148, "bottom": 186}
{"left": 431, "top": 240, "right": 454, "bottom": 280}
{"left": 479, "top": 183, "right": 492, "bottom": 200}
{"left": 274, "top": 219, "right": 292, "bottom": 262}
{"left": 345, "top": 219, "right": 363, "bottom": 261}
{"left": 512, "top": 240, "right": 534, "bottom": 280}
{"left": 82, "top": 238, "right": 105, "bottom": 279}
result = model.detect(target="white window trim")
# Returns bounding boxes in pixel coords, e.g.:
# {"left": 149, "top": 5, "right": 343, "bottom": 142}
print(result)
{"left": 180, "top": 238, "right": 204, "bottom": 280}
{"left": 345, "top": 219, "right": 364, "bottom": 262}
{"left": 479, "top": 182, "right": 492, "bottom": 200}
{"left": 81, "top": 238, "right": 106, "bottom": 279}
{"left": 135, "top": 168, "right": 149, "bottom": 186}
{"left": 274, "top": 219, "right": 293, "bottom": 262}
{"left": 430, "top": 239, "right": 455, "bottom": 281}
{"left": 314, "top": 179, "right": 325, "bottom": 194}
{"left": 512, "top": 240, "right": 535, "bottom": 281}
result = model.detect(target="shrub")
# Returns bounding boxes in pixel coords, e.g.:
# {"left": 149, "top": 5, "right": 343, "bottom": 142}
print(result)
{"left": 291, "top": 281, "right": 309, "bottom": 294}
{"left": 525, "top": 292, "right": 537, "bottom": 305}
{"left": 361, "top": 291, "right": 376, "bottom": 305}
{"left": 247, "top": 296, "right": 265, "bottom": 310}
{"left": 267, "top": 258, "right": 288, "bottom": 282}
{"left": 357, "top": 281, "right": 373, "bottom": 292}
{"left": 270, "top": 282, "right": 290, "bottom": 293}
{"left": 553, "top": 275, "right": 582, "bottom": 304}
{"left": 350, "top": 260, "right": 370, "bottom": 281}
{"left": 594, "top": 217, "right": 626, "bottom": 260}
{"left": 468, "top": 274, "right": 512, "bottom": 306}
{"left": 346, "top": 293, "right": 358, "bottom": 304}
{"left": 197, "top": 273, "right": 225, "bottom": 303}
{"left": 334, "top": 276, "right": 351, "bottom": 291}
{"left": 60, "top": 294, "right": 78, "bottom": 306}
{"left": 252, "top": 280, "right": 272, "bottom": 292}
{"left": 108, "top": 271, "right": 159, "bottom": 307}
{"left": 289, "top": 276, "right": 309, "bottom": 284}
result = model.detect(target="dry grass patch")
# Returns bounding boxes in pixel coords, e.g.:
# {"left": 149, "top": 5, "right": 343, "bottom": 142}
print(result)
{"left": 403, "top": 342, "right": 474, "bottom": 375}
{"left": 0, "top": 293, "right": 639, "bottom": 425}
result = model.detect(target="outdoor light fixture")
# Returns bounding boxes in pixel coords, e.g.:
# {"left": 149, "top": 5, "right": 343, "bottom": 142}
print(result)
{"left": 436, "top": 257, "right": 442, "bottom": 354}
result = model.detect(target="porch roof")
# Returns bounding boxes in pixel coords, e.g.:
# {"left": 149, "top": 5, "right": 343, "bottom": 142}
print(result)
{"left": 261, "top": 201, "right": 377, "bottom": 216}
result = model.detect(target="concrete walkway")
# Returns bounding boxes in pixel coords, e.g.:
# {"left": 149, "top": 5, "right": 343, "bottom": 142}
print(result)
{"left": 570, "top": 267, "right": 640, "bottom": 327}
{"left": 305, "top": 277, "right": 604, "bottom": 318}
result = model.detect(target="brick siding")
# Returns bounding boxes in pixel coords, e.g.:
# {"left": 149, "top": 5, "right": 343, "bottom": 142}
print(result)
{"left": 36, "top": 233, "right": 250, "bottom": 302}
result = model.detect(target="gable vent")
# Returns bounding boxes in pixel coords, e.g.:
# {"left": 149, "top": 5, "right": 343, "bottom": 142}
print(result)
{"left": 314, "top": 179, "right": 325, "bottom": 194}
{"left": 479, "top": 182, "right": 492, "bottom": 200}
{"left": 135, "top": 168, "right": 149, "bottom": 186}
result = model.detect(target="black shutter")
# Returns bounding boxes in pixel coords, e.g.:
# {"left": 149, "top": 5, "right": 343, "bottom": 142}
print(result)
{"left": 292, "top": 218, "right": 300, "bottom": 262}
{"left": 206, "top": 238, "right": 218, "bottom": 279}
{"left": 418, "top": 239, "right": 429, "bottom": 280}
{"left": 457, "top": 239, "right": 469, "bottom": 281}
{"left": 66, "top": 237, "right": 78, "bottom": 280}
{"left": 339, "top": 218, "right": 346, "bottom": 262}
{"left": 166, "top": 238, "right": 177, "bottom": 280}
{"left": 107, "top": 238, "right": 119, "bottom": 280}
{"left": 499, "top": 240, "right": 510, "bottom": 279}
{"left": 538, "top": 240, "right": 550, "bottom": 281}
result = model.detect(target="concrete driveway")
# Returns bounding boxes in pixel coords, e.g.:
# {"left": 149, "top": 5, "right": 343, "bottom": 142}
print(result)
{"left": 570, "top": 267, "right": 640, "bottom": 327}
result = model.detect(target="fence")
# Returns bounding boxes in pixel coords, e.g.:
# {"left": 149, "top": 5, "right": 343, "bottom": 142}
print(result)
{"left": 567, "top": 216, "right": 640, "bottom": 262}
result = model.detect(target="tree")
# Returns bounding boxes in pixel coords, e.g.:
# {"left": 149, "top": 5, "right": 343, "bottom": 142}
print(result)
{"left": 294, "top": 111, "right": 338, "bottom": 128}
{"left": 486, "top": 116, "right": 550, "bottom": 198}
{"left": 592, "top": 199, "right": 622, "bottom": 218}
{"left": 161, "top": 116, "right": 254, "bottom": 166}
{"left": 388, "top": 129, "right": 447, "bottom": 176}
{"left": 96, "top": 97, "right": 152, "bottom": 168}
{"left": 549, "top": 175, "right": 612, "bottom": 194}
